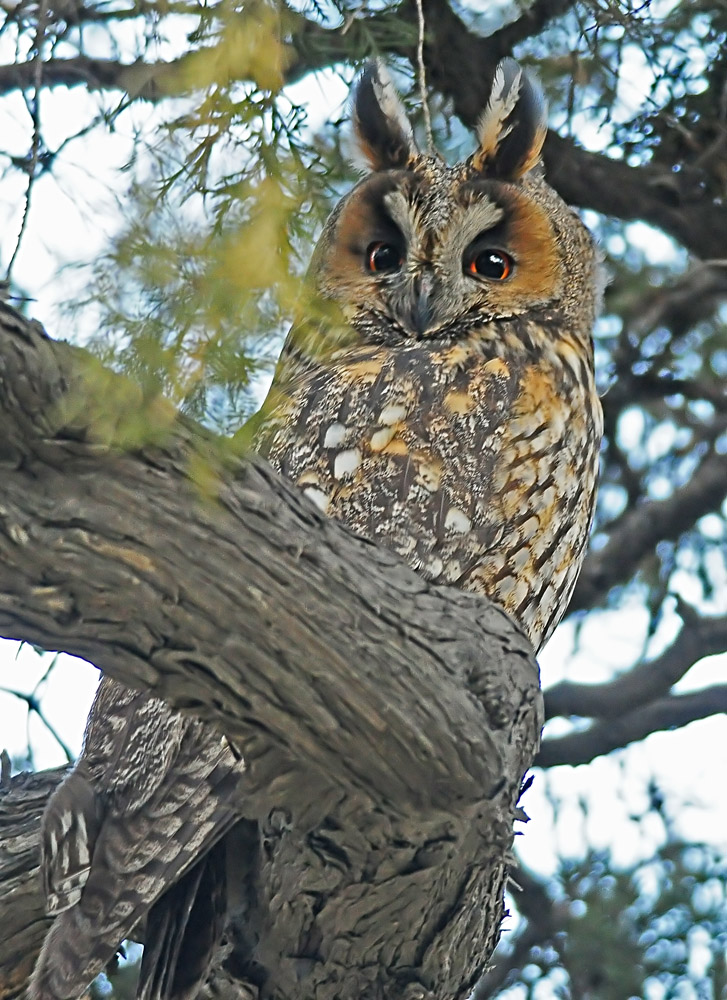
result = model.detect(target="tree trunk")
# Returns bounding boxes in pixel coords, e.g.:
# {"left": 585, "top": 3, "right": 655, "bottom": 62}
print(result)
{"left": 0, "top": 302, "right": 543, "bottom": 999}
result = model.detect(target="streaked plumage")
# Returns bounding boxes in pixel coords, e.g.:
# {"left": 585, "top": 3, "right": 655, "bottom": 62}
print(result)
{"left": 257, "top": 61, "right": 602, "bottom": 651}
{"left": 30, "top": 678, "right": 245, "bottom": 1000}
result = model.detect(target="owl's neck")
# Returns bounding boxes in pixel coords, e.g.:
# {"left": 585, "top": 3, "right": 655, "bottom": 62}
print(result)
{"left": 349, "top": 306, "right": 595, "bottom": 376}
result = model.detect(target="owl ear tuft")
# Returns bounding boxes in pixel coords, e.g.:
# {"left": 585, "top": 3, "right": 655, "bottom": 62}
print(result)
{"left": 351, "top": 61, "right": 419, "bottom": 172}
{"left": 471, "top": 59, "right": 548, "bottom": 180}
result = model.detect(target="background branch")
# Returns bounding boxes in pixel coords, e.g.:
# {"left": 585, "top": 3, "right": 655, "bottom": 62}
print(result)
{"left": 545, "top": 611, "right": 727, "bottom": 720}
{"left": 538, "top": 686, "right": 727, "bottom": 768}
{"left": 571, "top": 449, "right": 726, "bottom": 614}
{"left": 2, "top": 3, "right": 727, "bottom": 261}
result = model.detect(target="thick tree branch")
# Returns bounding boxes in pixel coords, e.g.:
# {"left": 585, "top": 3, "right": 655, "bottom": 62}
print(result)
{"left": 0, "top": 301, "right": 543, "bottom": 1000}
{"left": 541, "top": 133, "right": 727, "bottom": 261}
{"left": 537, "top": 686, "right": 727, "bottom": 768}
{"left": 545, "top": 610, "right": 727, "bottom": 721}
{"left": 474, "top": 866, "right": 567, "bottom": 998}
{"left": 490, "top": 0, "right": 580, "bottom": 52}
{"left": 0, "top": 302, "right": 541, "bottom": 811}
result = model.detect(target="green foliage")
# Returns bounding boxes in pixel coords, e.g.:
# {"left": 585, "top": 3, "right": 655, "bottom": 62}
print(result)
{"left": 64, "top": 4, "right": 352, "bottom": 434}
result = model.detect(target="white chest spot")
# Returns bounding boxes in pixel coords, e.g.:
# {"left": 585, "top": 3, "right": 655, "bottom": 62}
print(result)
{"left": 324, "top": 422, "right": 347, "bottom": 448}
{"left": 303, "top": 487, "right": 330, "bottom": 513}
{"left": 334, "top": 449, "right": 362, "bottom": 479}
{"left": 370, "top": 426, "right": 395, "bottom": 451}
{"left": 379, "top": 404, "right": 407, "bottom": 425}
{"left": 444, "top": 508, "right": 472, "bottom": 534}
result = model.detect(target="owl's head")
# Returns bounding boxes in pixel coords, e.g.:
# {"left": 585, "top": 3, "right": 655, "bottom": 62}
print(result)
{"left": 309, "top": 61, "right": 599, "bottom": 348}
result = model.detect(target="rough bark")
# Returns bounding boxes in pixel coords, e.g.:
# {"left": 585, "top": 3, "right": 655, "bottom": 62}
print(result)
{"left": 0, "top": 301, "right": 543, "bottom": 999}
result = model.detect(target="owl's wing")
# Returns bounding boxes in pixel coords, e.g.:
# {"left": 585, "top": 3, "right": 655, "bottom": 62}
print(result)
{"left": 31, "top": 677, "right": 246, "bottom": 1000}
{"left": 41, "top": 762, "right": 104, "bottom": 915}
{"left": 136, "top": 837, "right": 228, "bottom": 1000}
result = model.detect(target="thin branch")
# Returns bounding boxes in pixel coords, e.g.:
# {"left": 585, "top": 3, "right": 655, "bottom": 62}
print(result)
{"left": 5, "top": 0, "right": 48, "bottom": 280}
{"left": 0, "top": 685, "right": 75, "bottom": 762}
{"left": 415, "top": 0, "right": 434, "bottom": 153}
{"left": 545, "top": 610, "right": 727, "bottom": 721}
{"left": 537, "top": 686, "right": 727, "bottom": 768}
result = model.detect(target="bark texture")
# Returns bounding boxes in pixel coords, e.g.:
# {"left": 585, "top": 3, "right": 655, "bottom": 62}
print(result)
{"left": 0, "top": 302, "right": 543, "bottom": 999}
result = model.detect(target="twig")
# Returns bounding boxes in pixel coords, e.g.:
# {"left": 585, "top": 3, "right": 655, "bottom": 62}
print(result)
{"left": 414, "top": 0, "right": 434, "bottom": 152}
{"left": 0, "top": 750, "right": 11, "bottom": 789}
{"left": 5, "top": 0, "right": 48, "bottom": 281}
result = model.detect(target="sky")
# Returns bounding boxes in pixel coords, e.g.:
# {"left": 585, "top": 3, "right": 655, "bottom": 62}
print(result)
{"left": 0, "top": 2, "right": 725, "bottom": 899}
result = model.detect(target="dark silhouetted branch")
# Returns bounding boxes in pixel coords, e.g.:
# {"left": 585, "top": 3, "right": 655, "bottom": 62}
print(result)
{"left": 545, "top": 610, "right": 727, "bottom": 721}
{"left": 538, "top": 686, "right": 727, "bottom": 768}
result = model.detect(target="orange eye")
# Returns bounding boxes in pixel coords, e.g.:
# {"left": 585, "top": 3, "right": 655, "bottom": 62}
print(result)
{"left": 366, "top": 241, "right": 403, "bottom": 273}
{"left": 467, "top": 249, "right": 513, "bottom": 280}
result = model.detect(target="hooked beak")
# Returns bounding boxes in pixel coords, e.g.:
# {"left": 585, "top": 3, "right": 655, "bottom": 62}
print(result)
{"left": 402, "top": 270, "right": 438, "bottom": 338}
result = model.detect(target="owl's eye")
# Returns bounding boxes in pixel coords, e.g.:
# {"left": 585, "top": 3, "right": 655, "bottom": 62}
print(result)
{"left": 466, "top": 249, "right": 513, "bottom": 281}
{"left": 366, "top": 241, "right": 403, "bottom": 273}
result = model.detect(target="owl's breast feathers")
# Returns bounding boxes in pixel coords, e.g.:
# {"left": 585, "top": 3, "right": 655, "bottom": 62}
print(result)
{"left": 256, "top": 324, "right": 601, "bottom": 650}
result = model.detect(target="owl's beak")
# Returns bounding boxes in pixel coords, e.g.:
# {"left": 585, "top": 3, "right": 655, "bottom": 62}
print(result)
{"left": 405, "top": 271, "right": 437, "bottom": 337}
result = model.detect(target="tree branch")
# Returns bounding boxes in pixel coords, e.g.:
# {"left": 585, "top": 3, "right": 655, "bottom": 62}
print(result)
{"left": 0, "top": 302, "right": 542, "bottom": 810}
{"left": 571, "top": 448, "right": 726, "bottom": 614}
{"left": 2, "top": 3, "right": 726, "bottom": 259}
{"left": 537, "top": 686, "right": 727, "bottom": 768}
{"left": 474, "top": 866, "right": 567, "bottom": 998}
{"left": 541, "top": 132, "right": 727, "bottom": 261}
{"left": 489, "top": 0, "right": 580, "bottom": 53}
{"left": 545, "top": 610, "right": 727, "bottom": 721}
{"left": 413, "top": 0, "right": 727, "bottom": 260}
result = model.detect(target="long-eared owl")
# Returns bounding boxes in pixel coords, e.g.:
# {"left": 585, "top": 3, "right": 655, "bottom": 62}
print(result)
{"left": 256, "top": 60, "right": 603, "bottom": 650}
{"left": 30, "top": 60, "right": 602, "bottom": 1000}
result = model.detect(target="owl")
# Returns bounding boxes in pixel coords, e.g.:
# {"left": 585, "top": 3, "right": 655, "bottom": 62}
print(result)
{"left": 30, "top": 59, "right": 602, "bottom": 1000}
{"left": 255, "top": 59, "right": 603, "bottom": 651}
